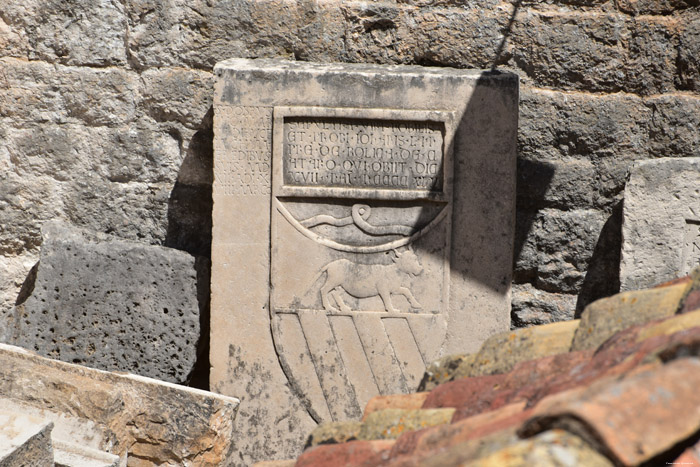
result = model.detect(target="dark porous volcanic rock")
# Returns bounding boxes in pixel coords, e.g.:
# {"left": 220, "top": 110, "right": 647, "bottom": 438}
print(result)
{"left": 6, "top": 221, "right": 201, "bottom": 384}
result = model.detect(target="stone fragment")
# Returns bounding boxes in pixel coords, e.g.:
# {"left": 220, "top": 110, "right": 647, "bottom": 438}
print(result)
{"left": 306, "top": 421, "right": 362, "bottom": 448}
{"left": 456, "top": 319, "right": 580, "bottom": 378}
{"left": 359, "top": 409, "right": 455, "bottom": 441}
{"left": 6, "top": 220, "right": 201, "bottom": 384}
{"left": 521, "top": 358, "right": 700, "bottom": 466}
{"left": 570, "top": 282, "right": 687, "bottom": 351}
{"left": 0, "top": 396, "right": 118, "bottom": 463}
{"left": 53, "top": 439, "right": 119, "bottom": 467}
{"left": 212, "top": 59, "right": 518, "bottom": 462}
{"left": 362, "top": 393, "right": 429, "bottom": 420}
{"left": 0, "top": 412, "right": 54, "bottom": 467}
{"left": 620, "top": 158, "right": 700, "bottom": 291}
{"left": 295, "top": 439, "right": 394, "bottom": 467}
{"left": 470, "top": 429, "right": 613, "bottom": 467}
{"left": 0, "top": 342, "right": 239, "bottom": 465}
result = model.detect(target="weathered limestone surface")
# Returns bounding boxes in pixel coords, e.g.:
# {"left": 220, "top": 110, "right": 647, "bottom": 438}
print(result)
{"left": 0, "top": 342, "right": 239, "bottom": 466}
{"left": 0, "top": 412, "right": 54, "bottom": 467}
{"left": 620, "top": 158, "right": 700, "bottom": 291}
{"left": 212, "top": 58, "right": 517, "bottom": 463}
{"left": 4, "top": 220, "right": 202, "bottom": 384}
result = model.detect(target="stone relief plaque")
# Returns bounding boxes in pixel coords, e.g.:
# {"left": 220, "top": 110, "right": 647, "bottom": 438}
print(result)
{"left": 270, "top": 108, "right": 454, "bottom": 420}
{"left": 211, "top": 59, "right": 519, "bottom": 463}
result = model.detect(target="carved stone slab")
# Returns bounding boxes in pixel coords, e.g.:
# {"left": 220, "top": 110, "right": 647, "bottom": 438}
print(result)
{"left": 211, "top": 59, "right": 518, "bottom": 464}
{"left": 620, "top": 157, "right": 700, "bottom": 291}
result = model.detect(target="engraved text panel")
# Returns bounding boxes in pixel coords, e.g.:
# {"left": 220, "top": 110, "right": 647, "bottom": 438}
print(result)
{"left": 282, "top": 118, "right": 444, "bottom": 192}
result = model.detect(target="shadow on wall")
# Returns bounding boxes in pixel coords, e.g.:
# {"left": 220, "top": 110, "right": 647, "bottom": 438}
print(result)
{"left": 165, "top": 108, "right": 214, "bottom": 390}
{"left": 575, "top": 202, "right": 622, "bottom": 317}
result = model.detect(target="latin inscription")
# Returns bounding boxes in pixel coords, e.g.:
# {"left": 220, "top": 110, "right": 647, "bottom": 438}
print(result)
{"left": 282, "top": 118, "right": 444, "bottom": 191}
{"left": 216, "top": 106, "right": 272, "bottom": 196}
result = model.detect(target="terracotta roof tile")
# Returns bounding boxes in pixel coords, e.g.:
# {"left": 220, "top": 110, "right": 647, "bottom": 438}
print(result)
{"left": 420, "top": 373, "right": 508, "bottom": 414}
{"left": 295, "top": 439, "right": 394, "bottom": 467}
{"left": 362, "top": 393, "right": 430, "bottom": 421}
{"left": 385, "top": 423, "right": 521, "bottom": 467}
{"left": 385, "top": 402, "right": 529, "bottom": 465}
{"left": 305, "top": 421, "right": 361, "bottom": 448}
{"left": 418, "top": 354, "right": 475, "bottom": 391}
{"left": 678, "top": 267, "right": 700, "bottom": 314}
{"left": 520, "top": 357, "right": 700, "bottom": 466}
{"left": 455, "top": 320, "right": 580, "bottom": 379}
{"left": 570, "top": 282, "right": 688, "bottom": 351}
{"left": 469, "top": 429, "right": 614, "bottom": 467}
{"left": 674, "top": 438, "right": 700, "bottom": 466}
{"left": 359, "top": 409, "right": 454, "bottom": 441}
{"left": 252, "top": 461, "right": 296, "bottom": 467}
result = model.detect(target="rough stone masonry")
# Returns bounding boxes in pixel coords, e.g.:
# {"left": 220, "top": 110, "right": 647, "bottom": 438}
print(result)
{"left": 211, "top": 58, "right": 518, "bottom": 464}
{"left": 1, "top": 0, "right": 698, "bottom": 329}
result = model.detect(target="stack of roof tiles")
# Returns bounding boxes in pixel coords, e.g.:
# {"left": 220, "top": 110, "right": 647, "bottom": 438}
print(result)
{"left": 256, "top": 267, "right": 700, "bottom": 467}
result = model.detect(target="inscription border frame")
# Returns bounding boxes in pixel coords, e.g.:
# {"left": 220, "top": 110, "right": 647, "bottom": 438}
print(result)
{"left": 272, "top": 106, "right": 456, "bottom": 202}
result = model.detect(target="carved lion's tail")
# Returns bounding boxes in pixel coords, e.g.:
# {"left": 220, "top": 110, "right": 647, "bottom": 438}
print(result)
{"left": 303, "top": 263, "right": 330, "bottom": 298}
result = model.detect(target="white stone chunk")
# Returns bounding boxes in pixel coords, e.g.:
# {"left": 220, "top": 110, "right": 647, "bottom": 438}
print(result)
{"left": 621, "top": 157, "right": 700, "bottom": 290}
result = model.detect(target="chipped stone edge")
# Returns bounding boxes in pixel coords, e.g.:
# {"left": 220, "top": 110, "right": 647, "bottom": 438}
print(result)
{"left": 0, "top": 343, "right": 240, "bottom": 406}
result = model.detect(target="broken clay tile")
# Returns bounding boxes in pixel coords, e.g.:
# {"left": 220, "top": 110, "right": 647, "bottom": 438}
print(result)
{"left": 387, "top": 402, "right": 530, "bottom": 463}
{"left": 570, "top": 282, "right": 688, "bottom": 351}
{"left": 305, "top": 421, "right": 362, "bottom": 448}
{"left": 418, "top": 354, "right": 476, "bottom": 392}
{"left": 469, "top": 429, "right": 614, "bottom": 467}
{"left": 359, "top": 409, "right": 455, "bottom": 441}
{"left": 362, "top": 393, "right": 430, "bottom": 421}
{"left": 295, "top": 439, "right": 394, "bottom": 467}
{"left": 455, "top": 320, "right": 580, "bottom": 379}
{"left": 520, "top": 357, "right": 700, "bottom": 466}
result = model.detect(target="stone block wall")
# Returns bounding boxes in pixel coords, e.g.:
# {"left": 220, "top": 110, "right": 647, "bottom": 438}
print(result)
{"left": 1, "top": 0, "right": 698, "bottom": 325}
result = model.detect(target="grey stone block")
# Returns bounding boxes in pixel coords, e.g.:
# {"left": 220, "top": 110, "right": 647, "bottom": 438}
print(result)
{"left": 6, "top": 220, "right": 201, "bottom": 384}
